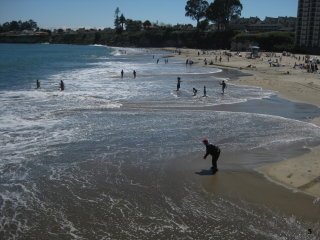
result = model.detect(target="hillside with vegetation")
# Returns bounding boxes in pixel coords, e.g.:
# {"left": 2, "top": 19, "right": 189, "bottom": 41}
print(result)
{"left": 0, "top": 0, "right": 297, "bottom": 52}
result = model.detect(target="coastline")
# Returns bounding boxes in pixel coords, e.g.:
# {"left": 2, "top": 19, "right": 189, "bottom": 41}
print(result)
{"left": 1, "top": 43, "right": 320, "bottom": 238}
{"left": 160, "top": 47, "right": 320, "bottom": 198}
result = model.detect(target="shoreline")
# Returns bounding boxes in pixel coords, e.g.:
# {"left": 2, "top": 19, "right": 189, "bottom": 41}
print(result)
{"left": 159, "top": 47, "right": 320, "bottom": 198}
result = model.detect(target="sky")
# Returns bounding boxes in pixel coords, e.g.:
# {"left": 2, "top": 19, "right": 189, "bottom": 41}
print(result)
{"left": 0, "top": 0, "right": 298, "bottom": 29}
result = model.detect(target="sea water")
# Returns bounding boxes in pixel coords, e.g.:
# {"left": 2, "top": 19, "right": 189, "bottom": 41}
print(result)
{"left": 0, "top": 43, "right": 320, "bottom": 239}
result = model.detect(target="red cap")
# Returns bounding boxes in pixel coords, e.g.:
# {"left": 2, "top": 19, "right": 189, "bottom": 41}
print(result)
{"left": 202, "top": 139, "right": 209, "bottom": 142}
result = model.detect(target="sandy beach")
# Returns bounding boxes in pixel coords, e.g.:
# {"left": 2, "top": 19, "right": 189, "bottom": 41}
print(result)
{"left": 162, "top": 47, "right": 320, "bottom": 198}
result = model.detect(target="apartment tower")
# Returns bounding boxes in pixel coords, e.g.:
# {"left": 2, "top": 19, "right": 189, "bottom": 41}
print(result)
{"left": 296, "top": 0, "right": 320, "bottom": 50}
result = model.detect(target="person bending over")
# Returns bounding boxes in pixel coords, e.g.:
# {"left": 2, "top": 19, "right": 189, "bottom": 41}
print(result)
{"left": 202, "top": 139, "right": 220, "bottom": 173}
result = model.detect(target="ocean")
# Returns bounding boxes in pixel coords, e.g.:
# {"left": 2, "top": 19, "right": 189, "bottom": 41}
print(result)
{"left": 1, "top": 43, "right": 320, "bottom": 239}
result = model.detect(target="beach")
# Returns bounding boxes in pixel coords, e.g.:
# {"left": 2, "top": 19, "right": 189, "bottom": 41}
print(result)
{"left": 162, "top": 47, "right": 320, "bottom": 198}
{"left": 1, "top": 43, "right": 320, "bottom": 239}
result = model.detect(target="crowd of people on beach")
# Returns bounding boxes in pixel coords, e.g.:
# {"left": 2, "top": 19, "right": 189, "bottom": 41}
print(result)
{"left": 264, "top": 52, "right": 320, "bottom": 74}
{"left": 179, "top": 48, "right": 320, "bottom": 77}
{"left": 293, "top": 57, "right": 319, "bottom": 73}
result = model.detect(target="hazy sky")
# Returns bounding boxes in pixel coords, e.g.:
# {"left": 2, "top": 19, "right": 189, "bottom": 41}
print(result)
{"left": 0, "top": 0, "right": 298, "bottom": 29}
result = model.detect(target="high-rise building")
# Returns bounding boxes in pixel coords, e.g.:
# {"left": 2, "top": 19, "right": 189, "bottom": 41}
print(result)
{"left": 295, "top": 0, "right": 320, "bottom": 50}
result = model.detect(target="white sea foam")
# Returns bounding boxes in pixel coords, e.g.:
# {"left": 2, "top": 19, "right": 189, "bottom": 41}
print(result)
{"left": 110, "top": 46, "right": 149, "bottom": 56}
{"left": 91, "top": 44, "right": 107, "bottom": 48}
{"left": 0, "top": 87, "right": 124, "bottom": 169}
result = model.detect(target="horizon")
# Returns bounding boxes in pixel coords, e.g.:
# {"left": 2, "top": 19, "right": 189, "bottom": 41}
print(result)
{"left": 0, "top": 0, "right": 298, "bottom": 30}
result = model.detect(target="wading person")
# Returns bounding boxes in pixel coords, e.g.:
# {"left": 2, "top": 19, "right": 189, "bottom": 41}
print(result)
{"left": 36, "top": 79, "right": 40, "bottom": 89}
{"left": 202, "top": 139, "right": 220, "bottom": 174}
{"left": 203, "top": 85, "right": 207, "bottom": 97}
{"left": 60, "top": 80, "right": 65, "bottom": 91}
{"left": 177, "top": 77, "right": 181, "bottom": 91}
{"left": 192, "top": 87, "right": 198, "bottom": 96}
{"left": 220, "top": 80, "right": 227, "bottom": 94}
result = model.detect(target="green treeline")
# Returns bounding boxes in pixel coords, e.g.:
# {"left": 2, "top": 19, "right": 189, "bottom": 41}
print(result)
{"left": 0, "top": 29, "right": 295, "bottom": 52}
{"left": 52, "top": 30, "right": 295, "bottom": 51}
{"left": 75, "top": 30, "right": 237, "bottom": 49}
{"left": 233, "top": 32, "right": 295, "bottom": 51}
{"left": 0, "top": 20, "right": 38, "bottom": 32}
{"left": 38, "top": 30, "right": 238, "bottom": 50}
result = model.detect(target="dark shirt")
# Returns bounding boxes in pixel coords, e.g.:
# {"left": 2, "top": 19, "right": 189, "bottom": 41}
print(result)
{"left": 204, "top": 144, "right": 220, "bottom": 158}
{"left": 60, "top": 81, "right": 64, "bottom": 91}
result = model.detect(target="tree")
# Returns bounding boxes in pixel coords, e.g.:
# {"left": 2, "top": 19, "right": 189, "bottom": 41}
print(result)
{"left": 143, "top": 20, "right": 152, "bottom": 30}
{"left": 114, "top": 7, "right": 121, "bottom": 29}
{"left": 0, "top": 19, "right": 38, "bottom": 32}
{"left": 125, "top": 19, "right": 142, "bottom": 32}
{"left": 185, "top": 0, "right": 209, "bottom": 29}
{"left": 119, "top": 14, "right": 126, "bottom": 31}
{"left": 198, "top": 19, "right": 209, "bottom": 31}
{"left": 10, "top": 21, "right": 20, "bottom": 31}
{"left": 206, "top": 0, "right": 243, "bottom": 30}
{"left": 21, "top": 19, "right": 38, "bottom": 31}
{"left": 1, "top": 22, "right": 9, "bottom": 32}
{"left": 28, "top": 19, "right": 38, "bottom": 30}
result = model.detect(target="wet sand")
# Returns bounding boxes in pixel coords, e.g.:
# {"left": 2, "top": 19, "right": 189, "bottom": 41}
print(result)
{"left": 176, "top": 151, "right": 320, "bottom": 228}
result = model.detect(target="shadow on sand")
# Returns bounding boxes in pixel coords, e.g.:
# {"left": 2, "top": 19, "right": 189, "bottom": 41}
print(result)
{"left": 195, "top": 169, "right": 216, "bottom": 175}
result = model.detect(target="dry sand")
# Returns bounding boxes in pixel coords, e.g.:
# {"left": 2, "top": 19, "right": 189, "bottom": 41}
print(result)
{"left": 162, "top": 47, "right": 320, "bottom": 197}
